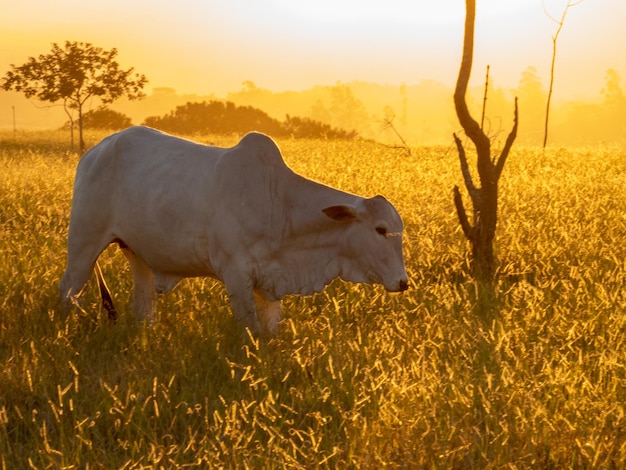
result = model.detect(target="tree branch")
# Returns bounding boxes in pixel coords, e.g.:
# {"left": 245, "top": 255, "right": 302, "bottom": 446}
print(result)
{"left": 542, "top": 0, "right": 585, "bottom": 24}
{"left": 453, "top": 133, "right": 479, "bottom": 202}
{"left": 381, "top": 116, "right": 411, "bottom": 156}
{"left": 454, "top": 185, "right": 474, "bottom": 241}
{"left": 480, "top": 65, "right": 490, "bottom": 130}
{"left": 495, "top": 97, "right": 518, "bottom": 179}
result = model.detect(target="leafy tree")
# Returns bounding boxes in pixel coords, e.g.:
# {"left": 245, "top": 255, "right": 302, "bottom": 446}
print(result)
{"left": 329, "top": 83, "right": 370, "bottom": 134}
{"left": 1, "top": 41, "right": 147, "bottom": 152}
{"left": 517, "top": 66, "right": 546, "bottom": 143}
{"left": 602, "top": 69, "right": 625, "bottom": 106}
{"left": 64, "top": 108, "right": 132, "bottom": 131}
{"left": 600, "top": 69, "right": 626, "bottom": 142}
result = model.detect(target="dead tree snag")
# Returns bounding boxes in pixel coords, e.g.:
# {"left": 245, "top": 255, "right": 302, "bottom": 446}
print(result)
{"left": 453, "top": 0, "right": 519, "bottom": 280}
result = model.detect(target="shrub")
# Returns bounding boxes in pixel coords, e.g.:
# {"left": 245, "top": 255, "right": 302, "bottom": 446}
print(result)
{"left": 144, "top": 101, "right": 356, "bottom": 139}
{"left": 63, "top": 108, "right": 132, "bottom": 131}
{"left": 144, "top": 100, "right": 283, "bottom": 136}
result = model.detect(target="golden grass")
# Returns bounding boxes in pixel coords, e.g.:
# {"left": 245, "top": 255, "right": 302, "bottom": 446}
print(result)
{"left": 0, "top": 130, "right": 625, "bottom": 468}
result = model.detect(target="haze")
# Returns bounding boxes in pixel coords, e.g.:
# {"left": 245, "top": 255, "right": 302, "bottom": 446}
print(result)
{"left": 2, "top": 0, "right": 623, "bottom": 98}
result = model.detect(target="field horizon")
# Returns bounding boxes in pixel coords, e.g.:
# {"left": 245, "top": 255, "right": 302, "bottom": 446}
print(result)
{"left": 1, "top": 129, "right": 625, "bottom": 468}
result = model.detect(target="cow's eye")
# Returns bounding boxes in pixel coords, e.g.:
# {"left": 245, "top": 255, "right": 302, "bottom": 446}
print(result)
{"left": 376, "top": 226, "right": 388, "bottom": 236}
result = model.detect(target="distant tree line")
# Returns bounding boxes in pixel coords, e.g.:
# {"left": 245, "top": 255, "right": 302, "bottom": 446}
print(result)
{"left": 142, "top": 100, "right": 355, "bottom": 139}
{"left": 45, "top": 69, "right": 626, "bottom": 145}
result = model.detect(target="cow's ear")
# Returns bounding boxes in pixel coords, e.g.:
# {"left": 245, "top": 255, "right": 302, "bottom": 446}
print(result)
{"left": 322, "top": 204, "right": 357, "bottom": 222}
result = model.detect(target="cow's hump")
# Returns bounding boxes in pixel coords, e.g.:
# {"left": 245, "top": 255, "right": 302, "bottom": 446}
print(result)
{"left": 236, "top": 132, "right": 286, "bottom": 168}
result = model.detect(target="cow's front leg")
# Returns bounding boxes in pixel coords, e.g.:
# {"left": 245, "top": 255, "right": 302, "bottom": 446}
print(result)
{"left": 121, "top": 247, "right": 157, "bottom": 323}
{"left": 254, "top": 290, "right": 282, "bottom": 337}
{"left": 223, "top": 274, "right": 262, "bottom": 335}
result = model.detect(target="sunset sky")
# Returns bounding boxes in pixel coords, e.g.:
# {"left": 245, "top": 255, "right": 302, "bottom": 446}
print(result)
{"left": 1, "top": 0, "right": 624, "bottom": 100}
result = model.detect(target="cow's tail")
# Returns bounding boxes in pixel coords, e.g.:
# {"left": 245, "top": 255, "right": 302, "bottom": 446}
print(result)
{"left": 95, "top": 261, "right": 118, "bottom": 323}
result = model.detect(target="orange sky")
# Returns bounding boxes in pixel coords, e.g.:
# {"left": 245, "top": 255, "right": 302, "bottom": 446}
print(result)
{"left": 1, "top": 0, "right": 624, "bottom": 100}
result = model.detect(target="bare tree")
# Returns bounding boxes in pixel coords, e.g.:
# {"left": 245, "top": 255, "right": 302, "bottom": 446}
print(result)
{"left": 542, "top": 0, "right": 585, "bottom": 148}
{"left": 453, "top": 0, "right": 519, "bottom": 280}
{"left": 380, "top": 109, "right": 411, "bottom": 156}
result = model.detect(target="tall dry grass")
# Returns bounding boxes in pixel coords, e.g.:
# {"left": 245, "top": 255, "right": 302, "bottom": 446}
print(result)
{"left": 0, "top": 130, "right": 625, "bottom": 468}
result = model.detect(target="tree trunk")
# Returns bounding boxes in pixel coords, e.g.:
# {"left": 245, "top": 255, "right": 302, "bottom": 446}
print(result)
{"left": 542, "top": 0, "right": 584, "bottom": 148}
{"left": 63, "top": 100, "right": 75, "bottom": 153}
{"left": 453, "top": 0, "right": 518, "bottom": 280}
{"left": 78, "top": 103, "right": 85, "bottom": 154}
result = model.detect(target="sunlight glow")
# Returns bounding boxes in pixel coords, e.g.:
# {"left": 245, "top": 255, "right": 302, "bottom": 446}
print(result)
{"left": 272, "top": 0, "right": 464, "bottom": 26}
{"left": 1, "top": 0, "right": 624, "bottom": 123}
{"left": 270, "top": 0, "right": 541, "bottom": 28}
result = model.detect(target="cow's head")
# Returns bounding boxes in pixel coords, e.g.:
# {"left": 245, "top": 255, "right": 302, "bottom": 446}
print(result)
{"left": 322, "top": 195, "right": 409, "bottom": 292}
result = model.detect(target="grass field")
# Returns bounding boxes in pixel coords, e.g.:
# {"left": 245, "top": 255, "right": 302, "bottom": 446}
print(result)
{"left": 1, "top": 129, "right": 625, "bottom": 468}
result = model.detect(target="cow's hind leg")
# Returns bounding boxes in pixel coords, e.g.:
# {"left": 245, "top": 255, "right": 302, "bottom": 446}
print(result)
{"left": 59, "top": 234, "right": 112, "bottom": 313}
{"left": 94, "top": 262, "right": 118, "bottom": 322}
{"left": 121, "top": 247, "right": 157, "bottom": 323}
{"left": 59, "top": 266, "right": 93, "bottom": 312}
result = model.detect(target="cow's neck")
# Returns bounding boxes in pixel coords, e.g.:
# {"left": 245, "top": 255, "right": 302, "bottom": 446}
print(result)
{"left": 286, "top": 174, "right": 361, "bottom": 225}
{"left": 259, "top": 241, "right": 351, "bottom": 300}
{"left": 255, "top": 171, "right": 365, "bottom": 299}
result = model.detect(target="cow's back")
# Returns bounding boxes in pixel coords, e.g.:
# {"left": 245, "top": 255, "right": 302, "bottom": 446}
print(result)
{"left": 68, "top": 127, "right": 224, "bottom": 274}
{"left": 75, "top": 126, "right": 221, "bottom": 190}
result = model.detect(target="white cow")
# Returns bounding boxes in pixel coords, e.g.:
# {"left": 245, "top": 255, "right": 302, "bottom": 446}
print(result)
{"left": 59, "top": 126, "right": 408, "bottom": 336}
